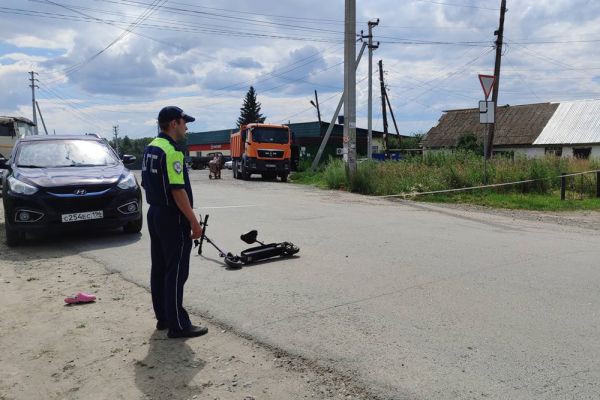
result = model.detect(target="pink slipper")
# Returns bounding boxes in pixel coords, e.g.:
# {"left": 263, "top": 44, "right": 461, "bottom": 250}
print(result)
{"left": 64, "top": 292, "right": 96, "bottom": 304}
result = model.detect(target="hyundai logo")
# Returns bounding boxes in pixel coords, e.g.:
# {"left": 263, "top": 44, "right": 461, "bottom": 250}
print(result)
{"left": 74, "top": 189, "right": 87, "bottom": 196}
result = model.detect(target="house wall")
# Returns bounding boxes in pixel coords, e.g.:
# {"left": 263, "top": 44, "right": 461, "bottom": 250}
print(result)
{"left": 424, "top": 146, "right": 600, "bottom": 159}
{"left": 562, "top": 146, "right": 600, "bottom": 158}
{"left": 188, "top": 143, "right": 231, "bottom": 157}
{"left": 496, "top": 147, "right": 545, "bottom": 158}
{"left": 512, "top": 146, "right": 600, "bottom": 158}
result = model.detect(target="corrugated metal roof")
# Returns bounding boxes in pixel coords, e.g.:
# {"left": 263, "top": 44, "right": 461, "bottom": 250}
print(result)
{"left": 533, "top": 100, "right": 600, "bottom": 145}
{"left": 187, "top": 129, "right": 233, "bottom": 145}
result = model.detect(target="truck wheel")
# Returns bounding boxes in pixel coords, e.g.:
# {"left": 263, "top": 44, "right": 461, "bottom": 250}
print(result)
{"left": 280, "top": 173, "right": 288, "bottom": 182}
{"left": 241, "top": 162, "right": 250, "bottom": 180}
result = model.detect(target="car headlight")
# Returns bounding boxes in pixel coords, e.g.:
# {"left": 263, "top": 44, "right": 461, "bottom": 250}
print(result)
{"left": 117, "top": 173, "right": 138, "bottom": 190}
{"left": 7, "top": 176, "right": 38, "bottom": 195}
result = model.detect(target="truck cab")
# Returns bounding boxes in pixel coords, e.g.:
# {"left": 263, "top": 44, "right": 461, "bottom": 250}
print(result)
{"left": 0, "top": 116, "right": 36, "bottom": 161}
{"left": 231, "top": 123, "right": 292, "bottom": 182}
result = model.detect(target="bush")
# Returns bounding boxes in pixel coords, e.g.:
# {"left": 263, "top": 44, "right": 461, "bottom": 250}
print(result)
{"left": 349, "top": 161, "right": 378, "bottom": 194}
{"left": 296, "top": 159, "right": 313, "bottom": 172}
{"left": 323, "top": 158, "right": 347, "bottom": 189}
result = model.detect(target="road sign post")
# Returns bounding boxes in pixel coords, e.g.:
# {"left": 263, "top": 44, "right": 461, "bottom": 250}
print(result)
{"left": 478, "top": 74, "right": 496, "bottom": 185}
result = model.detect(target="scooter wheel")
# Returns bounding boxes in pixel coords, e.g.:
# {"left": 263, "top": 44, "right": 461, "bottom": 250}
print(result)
{"left": 282, "top": 242, "right": 300, "bottom": 256}
{"left": 224, "top": 253, "right": 244, "bottom": 269}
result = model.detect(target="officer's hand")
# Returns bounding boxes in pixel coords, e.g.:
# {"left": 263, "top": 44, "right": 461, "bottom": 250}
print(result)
{"left": 191, "top": 221, "right": 203, "bottom": 239}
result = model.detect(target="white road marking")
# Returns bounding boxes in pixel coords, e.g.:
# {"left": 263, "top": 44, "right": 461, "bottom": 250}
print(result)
{"left": 198, "top": 205, "right": 261, "bottom": 209}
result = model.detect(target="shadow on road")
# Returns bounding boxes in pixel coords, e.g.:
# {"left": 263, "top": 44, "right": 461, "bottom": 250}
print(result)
{"left": 0, "top": 222, "right": 143, "bottom": 261}
{"left": 134, "top": 331, "right": 206, "bottom": 399}
{"left": 194, "top": 253, "right": 301, "bottom": 271}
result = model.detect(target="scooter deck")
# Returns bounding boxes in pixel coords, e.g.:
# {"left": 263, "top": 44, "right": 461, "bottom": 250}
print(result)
{"left": 241, "top": 243, "right": 287, "bottom": 263}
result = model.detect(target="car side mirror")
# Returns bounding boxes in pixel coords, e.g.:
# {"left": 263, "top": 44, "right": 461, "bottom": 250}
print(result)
{"left": 121, "top": 154, "right": 136, "bottom": 165}
{"left": 0, "top": 157, "right": 8, "bottom": 169}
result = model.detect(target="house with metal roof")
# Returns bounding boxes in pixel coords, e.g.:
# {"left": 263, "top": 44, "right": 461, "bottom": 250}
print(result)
{"left": 422, "top": 100, "right": 600, "bottom": 158}
{"left": 187, "top": 121, "right": 409, "bottom": 159}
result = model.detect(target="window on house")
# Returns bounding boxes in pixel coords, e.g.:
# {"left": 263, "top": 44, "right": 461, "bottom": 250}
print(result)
{"left": 492, "top": 150, "right": 514, "bottom": 160}
{"left": 573, "top": 148, "right": 591, "bottom": 159}
{"left": 545, "top": 146, "right": 562, "bottom": 156}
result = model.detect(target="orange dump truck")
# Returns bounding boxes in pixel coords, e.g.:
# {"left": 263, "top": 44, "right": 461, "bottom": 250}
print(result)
{"left": 230, "top": 123, "right": 292, "bottom": 182}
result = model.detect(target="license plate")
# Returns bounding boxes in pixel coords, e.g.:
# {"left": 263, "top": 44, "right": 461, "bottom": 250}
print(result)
{"left": 61, "top": 210, "right": 104, "bottom": 223}
{"left": 266, "top": 164, "right": 276, "bottom": 168}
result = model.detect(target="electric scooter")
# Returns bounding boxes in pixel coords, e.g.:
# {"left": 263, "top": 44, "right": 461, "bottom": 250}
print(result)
{"left": 193, "top": 214, "right": 299, "bottom": 269}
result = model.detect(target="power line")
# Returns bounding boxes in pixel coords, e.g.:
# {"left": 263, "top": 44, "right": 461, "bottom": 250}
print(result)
{"left": 38, "top": 87, "right": 112, "bottom": 131}
{"left": 395, "top": 47, "right": 495, "bottom": 109}
{"left": 96, "top": 0, "right": 345, "bottom": 35}
{"left": 142, "top": 0, "right": 355, "bottom": 25}
{"left": 412, "top": 0, "right": 500, "bottom": 11}
{"left": 37, "top": 88, "right": 111, "bottom": 133}
{"left": 43, "top": 0, "right": 166, "bottom": 81}
{"left": 31, "top": 1, "right": 341, "bottom": 40}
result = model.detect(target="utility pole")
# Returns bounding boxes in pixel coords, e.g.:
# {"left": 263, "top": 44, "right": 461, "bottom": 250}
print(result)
{"left": 29, "top": 71, "right": 39, "bottom": 135}
{"left": 485, "top": 0, "right": 507, "bottom": 160}
{"left": 35, "top": 101, "right": 49, "bottom": 135}
{"left": 364, "top": 19, "right": 379, "bottom": 160}
{"left": 378, "top": 60, "right": 389, "bottom": 157}
{"left": 343, "top": 0, "right": 357, "bottom": 176}
{"left": 113, "top": 125, "right": 119, "bottom": 156}
{"left": 311, "top": 42, "right": 367, "bottom": 171}
{"left": 385, "top": 93, "right": 400, "bottom": 138}
{"left": 310, "top": 90, "right": 322, "bottom": 133}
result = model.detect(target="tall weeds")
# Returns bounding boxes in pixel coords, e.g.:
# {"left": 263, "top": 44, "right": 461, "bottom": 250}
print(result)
{"left": 313, "top": 152, "right": 599, "bottom": 196}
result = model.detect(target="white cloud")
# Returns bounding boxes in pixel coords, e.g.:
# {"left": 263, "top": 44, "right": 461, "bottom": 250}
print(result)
{"left": 5, "top": 31, "right": 76, "bottom": 51}
{"left": 0, "top": 0, "right": 598, "bottom": 138}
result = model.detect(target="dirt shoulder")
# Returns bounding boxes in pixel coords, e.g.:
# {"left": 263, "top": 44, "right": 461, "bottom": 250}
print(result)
{"left": 0, "top": 223, "right": 376, "bottom": 400}
{"left": 408, "top": 201, "right": 600, "bottom": 231}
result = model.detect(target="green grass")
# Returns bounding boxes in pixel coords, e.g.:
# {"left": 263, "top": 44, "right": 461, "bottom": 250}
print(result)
{"left": 290, "top": 153, "right": 600, "bottom": 211}
{"left": 420, "top": 192, "right": 600, "bottom": 211}
{"left": 289, "top": 169, "right": 329, "bottom": 188}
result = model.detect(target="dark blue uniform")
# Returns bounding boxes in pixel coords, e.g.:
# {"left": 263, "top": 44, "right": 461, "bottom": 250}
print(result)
{"left": 141, "top": 132, "right": 194, "bottom": 331}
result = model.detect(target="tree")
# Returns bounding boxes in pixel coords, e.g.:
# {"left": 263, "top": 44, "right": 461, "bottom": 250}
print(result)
{"left": 456, "top": 133, "right": 483, "bottom": 155}
{"left": 237, "top": 86, "right": 266, "bottom": 127}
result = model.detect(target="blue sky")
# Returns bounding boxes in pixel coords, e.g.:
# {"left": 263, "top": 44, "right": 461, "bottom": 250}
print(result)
{"left": 0, "top": 0, "right": 599, "bottom": 138}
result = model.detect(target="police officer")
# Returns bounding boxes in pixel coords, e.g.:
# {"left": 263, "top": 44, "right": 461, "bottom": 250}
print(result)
{"left": 141, "top": 106, "right": 207, "bottom": 338}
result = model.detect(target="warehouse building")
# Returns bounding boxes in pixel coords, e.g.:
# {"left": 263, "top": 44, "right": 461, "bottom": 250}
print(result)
{"left": 187, "top": 121, "right": 410, "bottom": 160}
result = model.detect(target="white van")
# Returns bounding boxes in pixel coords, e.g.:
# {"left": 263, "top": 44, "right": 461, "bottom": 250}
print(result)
{"left": 0, "top": 116, "right": 36, "bottom": 160}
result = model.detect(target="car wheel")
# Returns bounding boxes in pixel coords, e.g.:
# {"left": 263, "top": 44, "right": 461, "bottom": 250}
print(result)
{"left": 5, "top": 224, "right": 25, "bottom": 247}
{"left": 123, "top": 215, "right": 143, "bottom": 234}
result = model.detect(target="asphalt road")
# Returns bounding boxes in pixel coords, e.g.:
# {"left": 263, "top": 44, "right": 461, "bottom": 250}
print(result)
{"left": 70, "top": 169, "right": 600, "bottom": 399}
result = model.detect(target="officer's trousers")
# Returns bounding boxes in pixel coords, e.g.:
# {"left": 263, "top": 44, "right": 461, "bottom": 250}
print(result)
{"left": 147, "top": 206, "right": 192, "bottom": 331}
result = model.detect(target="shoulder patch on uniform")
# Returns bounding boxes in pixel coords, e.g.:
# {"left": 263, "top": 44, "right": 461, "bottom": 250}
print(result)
{"left": 173, "top": 160, "right": 183, "bottom": 174}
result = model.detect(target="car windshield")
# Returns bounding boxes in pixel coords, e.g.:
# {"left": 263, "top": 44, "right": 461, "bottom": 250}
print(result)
{"left": 251, "top": 128, "right": 289, "bottom": 144}
{"left": 16, "top": 139, "right": 119, "bottom": 168}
